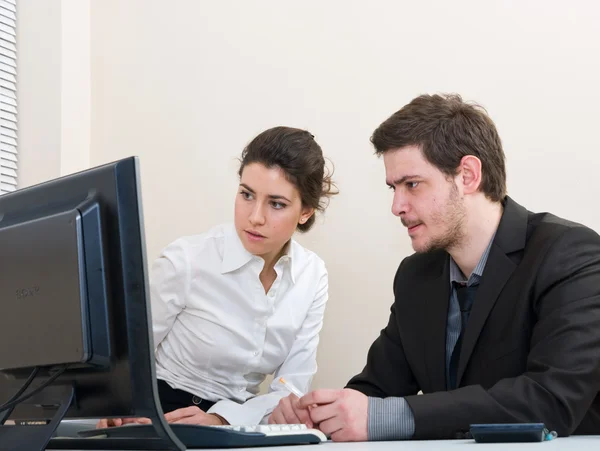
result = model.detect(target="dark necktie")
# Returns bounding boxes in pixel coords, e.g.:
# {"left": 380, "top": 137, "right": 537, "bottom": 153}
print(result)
{"left": 448, "top": 282, "right": 478, "bottom": 390}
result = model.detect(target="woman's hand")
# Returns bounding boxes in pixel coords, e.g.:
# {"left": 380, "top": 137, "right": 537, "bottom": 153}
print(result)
{"left": 96, "top": 406, "right": 226, "bottom": 428}
{"left": 96, "top": 417, "right": 150, "bottom": 428}
{"left": 164, "top": 406, "right": 227, "bottom": 425}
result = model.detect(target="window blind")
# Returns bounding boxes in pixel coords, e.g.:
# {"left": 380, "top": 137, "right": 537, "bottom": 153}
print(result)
{"left": 0, "top": 0, "right": 17, "bottom": 194}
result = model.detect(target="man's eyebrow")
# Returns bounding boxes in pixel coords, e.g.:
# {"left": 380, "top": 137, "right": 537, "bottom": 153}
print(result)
{"left": 386, "top": 175, "right": 420, "bottom": 187}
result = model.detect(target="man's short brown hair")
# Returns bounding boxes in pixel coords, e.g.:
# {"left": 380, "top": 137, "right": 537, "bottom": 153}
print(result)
{"left": 371, "top": 93, "right": 506, "bottom": 202}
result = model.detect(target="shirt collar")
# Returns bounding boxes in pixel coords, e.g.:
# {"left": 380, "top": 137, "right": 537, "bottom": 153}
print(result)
{"left": 221, "top": 225, "right": 296, "bottom": 283}
{"left": 279, "top": 240, "right": 296, "bottom": 284}
{"left": 221, "top": 225, "right": 254, "bottom": 274}
{"left": 449, "top": 232, "right": 496, "bottom": 286}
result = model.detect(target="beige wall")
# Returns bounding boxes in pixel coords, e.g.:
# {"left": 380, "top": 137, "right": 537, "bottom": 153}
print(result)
{"left": 19, "top": 0, "right": 600, "bottom": 390}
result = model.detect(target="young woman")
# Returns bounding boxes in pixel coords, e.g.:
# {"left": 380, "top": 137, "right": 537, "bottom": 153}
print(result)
{"left": 100, "top": 126, "right": 336, "bottom": 427}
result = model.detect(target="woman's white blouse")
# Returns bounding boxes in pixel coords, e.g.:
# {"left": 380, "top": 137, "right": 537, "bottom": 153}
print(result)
{"left": 151, "top": 223, "right": 328, "bottom": 425}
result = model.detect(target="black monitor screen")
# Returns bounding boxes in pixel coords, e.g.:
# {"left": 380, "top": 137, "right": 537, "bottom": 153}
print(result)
{"left": 0, "top": 157, "right": 183, "bottom": 450}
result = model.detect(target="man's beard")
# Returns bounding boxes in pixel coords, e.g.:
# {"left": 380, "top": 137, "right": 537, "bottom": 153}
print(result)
{"left": 415, "top": 182, "right": 466, "bottom": 253}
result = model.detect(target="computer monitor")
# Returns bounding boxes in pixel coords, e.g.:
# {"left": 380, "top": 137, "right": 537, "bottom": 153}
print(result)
{"left": 0, "top": 157, "right": 184, "bottom": 450}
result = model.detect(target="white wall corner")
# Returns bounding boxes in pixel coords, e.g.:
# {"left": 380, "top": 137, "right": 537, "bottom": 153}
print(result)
{"left": 16, "top": 0, "right": 62, "bottom": 188}
{"left": 17, "top": 0, "right": 92, "bottom": 188}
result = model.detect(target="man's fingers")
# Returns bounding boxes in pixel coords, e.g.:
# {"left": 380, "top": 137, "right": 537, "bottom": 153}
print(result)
{"left": 269, "top": 408, "right": 286, "bottom": 424}
{"left": 291, "top": 398, "right": 313, "bottom": 428}
{"left": 281, "top": 397, "right": 302, "bottom": 425}
{"left": 270, "top": 396, "right": 313, "bottom": 427}
{"left": 272, "top": 397, "right": 299, "bottom": 424}
{"left": 277, "top": 395, "right": 314, "bottom": 427}
{"left": 318, "top": 416, "right": 344, "bottom": 439}
{"left": 295, "top": 408, "right": 313, "bottom": 428}
{"left": 330, "top": 429, "right": 348, "bottom": 442}
{"left": 307, "top": 402, "right": 338, "bottom": 425}
{"left": 282, "top": 406, "right": 302, "bottom": 424}
{"left": 298, "top": 389, "right": 341, "bottom": 409}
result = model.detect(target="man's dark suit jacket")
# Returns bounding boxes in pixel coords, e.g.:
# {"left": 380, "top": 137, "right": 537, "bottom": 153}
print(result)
{"left": 346, "top": 197, "right": 600, "bottom": 439}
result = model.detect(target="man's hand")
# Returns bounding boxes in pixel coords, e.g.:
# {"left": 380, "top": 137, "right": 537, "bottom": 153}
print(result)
{"left": 299, "top": 388, "right": 368, "bottom": 442}
{"left": 164, "top": 406, "right": 226, "bottom": 425}
{"left": 269, "top": 394, "right": 313, "bottom": 427}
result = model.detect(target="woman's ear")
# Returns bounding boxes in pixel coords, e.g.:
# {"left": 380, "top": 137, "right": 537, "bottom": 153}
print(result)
{"left": 299, "top": 207, "right": 315, "bottom": 225}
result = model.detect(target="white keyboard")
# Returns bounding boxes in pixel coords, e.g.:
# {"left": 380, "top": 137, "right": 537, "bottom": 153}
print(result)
{"left": 53, "top": 421, "right": 328, "bottom": 448}
{"left": 212, "top": 423, "right": 327, "bottom": 440}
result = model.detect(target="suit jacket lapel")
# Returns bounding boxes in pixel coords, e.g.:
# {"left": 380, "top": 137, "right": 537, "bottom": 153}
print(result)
{"left": 456, "top": 197, "right": 529, "bottom": 385}
{"left": 421, "top": 256, "right": 450, "bottom": 392}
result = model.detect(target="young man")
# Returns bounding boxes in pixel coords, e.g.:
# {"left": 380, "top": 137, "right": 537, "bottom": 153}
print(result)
{"left": 269, "top": 94, "right": 600, "bottom": 441}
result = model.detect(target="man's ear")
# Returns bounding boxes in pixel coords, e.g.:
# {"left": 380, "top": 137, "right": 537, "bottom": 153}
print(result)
{"left": 458, "top": 155, "right": 482, "bottom": 195}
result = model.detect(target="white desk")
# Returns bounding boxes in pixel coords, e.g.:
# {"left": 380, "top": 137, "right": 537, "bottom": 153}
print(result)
{"left": 54, "top": 435, "right": 600, "bottom": 450}
{"left": 197, "top": 435, "right": 600, "bottom": 451}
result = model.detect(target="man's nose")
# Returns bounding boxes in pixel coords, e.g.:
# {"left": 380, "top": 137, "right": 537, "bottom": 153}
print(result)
{"left": 391, "top": 191, "right": 408, "bottom": 217}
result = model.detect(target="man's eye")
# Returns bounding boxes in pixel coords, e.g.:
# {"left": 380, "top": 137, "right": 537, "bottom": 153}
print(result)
{"left": 407, "top": 182, "right": 419, "bottom": 189}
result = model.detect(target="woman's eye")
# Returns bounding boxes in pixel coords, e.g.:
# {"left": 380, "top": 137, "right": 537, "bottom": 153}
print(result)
{"left": 271, "top": 202, "right": 285, "bottom": 210}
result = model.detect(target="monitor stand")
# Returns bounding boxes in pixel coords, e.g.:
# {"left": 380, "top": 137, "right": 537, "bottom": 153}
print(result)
{"left": 0, "top": 384, "right": 74, "bottom": 451}
{"left": 0, "top": 383, "right": 185, "bottom": 451}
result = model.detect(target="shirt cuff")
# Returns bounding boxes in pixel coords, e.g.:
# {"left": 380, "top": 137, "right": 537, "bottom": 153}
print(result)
{"left": 207, "top": 399, "right": 264, "bottom": 426}
{"left": 367, "top": 397, "right": 415, "bottom": 441}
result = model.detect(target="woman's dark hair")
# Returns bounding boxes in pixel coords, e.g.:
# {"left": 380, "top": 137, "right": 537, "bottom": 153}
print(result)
{"left": 238, "top": 126, "right": 337, "bottom": 232}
